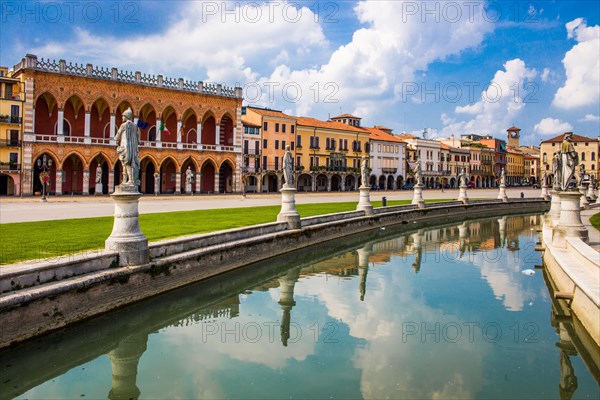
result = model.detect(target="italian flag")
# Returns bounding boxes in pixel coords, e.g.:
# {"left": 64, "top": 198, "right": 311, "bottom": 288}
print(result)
{"left": 160, "top": 122, "right": 171, "bottom": 135}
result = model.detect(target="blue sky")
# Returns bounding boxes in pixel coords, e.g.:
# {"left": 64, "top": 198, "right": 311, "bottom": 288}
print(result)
{"left": 1, "top": 0, "right": 598, "bottom": 145}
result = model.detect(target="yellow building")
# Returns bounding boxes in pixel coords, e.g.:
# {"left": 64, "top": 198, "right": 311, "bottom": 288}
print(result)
{"left": 295, "top": 115, "right": 370, "bottom": 191}
{"left": 0, "top": 67, "right": 23, "bottom": 195}
{"left": 241, "top": 106, "right": 297, "bottom": 192}
{"left": 506, "top": 147, "right": 525, "bottom": 185}
{"left": 540, "top": 133, "right": 599, "bottom": 185}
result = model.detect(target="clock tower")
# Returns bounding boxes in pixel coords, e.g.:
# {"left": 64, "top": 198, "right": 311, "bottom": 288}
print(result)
{"left": 507, "top": 126, "right": 521, "bottom": 148}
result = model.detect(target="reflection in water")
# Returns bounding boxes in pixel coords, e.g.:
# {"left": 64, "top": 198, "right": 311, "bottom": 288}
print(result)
{"left": 107, "top": 333, "right": 148, "bottom": 400}
{"left": 3, "top": 214, "right": 599, "bottom": 399}
{"left": 278, "top": 268, "right": 300, "bottom": 346}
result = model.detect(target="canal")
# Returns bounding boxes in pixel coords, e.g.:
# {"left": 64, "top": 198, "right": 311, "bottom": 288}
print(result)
{"left": 1, "top": 213, "right": 598, "bottom": 399}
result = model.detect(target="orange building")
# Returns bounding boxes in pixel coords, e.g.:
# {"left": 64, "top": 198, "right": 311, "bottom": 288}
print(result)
{"left": 11, "top": 54, "right": 243, "bottom": 196}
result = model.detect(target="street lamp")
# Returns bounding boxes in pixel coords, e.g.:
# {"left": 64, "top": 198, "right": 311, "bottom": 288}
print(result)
{"left": 37, "top": 155, "right": 53, "bottom": 202}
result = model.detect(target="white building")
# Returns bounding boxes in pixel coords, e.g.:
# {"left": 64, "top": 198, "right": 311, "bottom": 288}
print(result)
{"left": 365, "top": 126, "right": 407, "bottom": 189}
{"left": 398, "top": 134, "right": 443, "bottom": 189}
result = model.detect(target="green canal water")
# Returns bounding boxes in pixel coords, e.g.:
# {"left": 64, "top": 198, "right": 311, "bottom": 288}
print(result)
{"left": 2, "top": 214, "right": 599, "bottom": 399}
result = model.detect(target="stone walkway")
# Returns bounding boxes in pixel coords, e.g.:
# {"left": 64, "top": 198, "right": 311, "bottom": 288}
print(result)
{"left": 581, "top": 205, "right": 600, "bottom": 252}
{"left": 1, "top": 187, "right": 543, "bottom": 223}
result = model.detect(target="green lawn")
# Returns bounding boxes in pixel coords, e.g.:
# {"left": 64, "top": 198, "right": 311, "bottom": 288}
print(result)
{"left": 1, "top": 199, "right": 428, "bottom": 265}
{"left": 590, "top": 212, "right": 600, "bottom": 232}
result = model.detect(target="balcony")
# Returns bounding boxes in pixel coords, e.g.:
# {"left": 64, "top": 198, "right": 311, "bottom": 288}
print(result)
{"left": 0, "top": 139, "right": 21, "bottom": 147}
{"left": 381, "top": 168, "right": 398, "bottom": 174}
{"left": 0, "top": 116, "right": 22, "bottom": 124}
{"left": 0, "top": 162, "right": 20, "bottom": 171}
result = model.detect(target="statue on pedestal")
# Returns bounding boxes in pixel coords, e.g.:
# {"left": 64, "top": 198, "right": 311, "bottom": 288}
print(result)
{"left": 577, "top": 164, "right": 585, "bottom": 187}
{"left": 360, "top": 156, "right": 369, "bottom": 188}
{"left": 560, "top": 132, "right": 578, "bottom": 191}
{"left": 282, "top": 145, "right": 293, "bottom": 188}
{"left": 153, "top": 172, "right": 160, "bottom": 196}
{"left": 185, "top": 166, "right": 194, "bottom": 184}
{"left": 115, "top": 108, "right": 140, "bottom": 188}
{"left": 500, "top": 167, "right": 506, "bottom": 186}
{"left": 552, "top": 151, "right": 562, "bottom": 190}
{"left": 414, "top": 157, "right": 422, "bottom": 187}
{"left": 459, "top": 168, "right": 468, "bottom": 187}
{"left": 95, "top": 166, "right": 103, "bottom": 184}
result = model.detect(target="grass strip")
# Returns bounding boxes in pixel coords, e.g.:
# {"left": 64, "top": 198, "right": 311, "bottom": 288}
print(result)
{"left": 2, "top": 199, "right": 439, "bottom": 265}
{"left": 590, "top": 212, "right": 600, "bottom": 232}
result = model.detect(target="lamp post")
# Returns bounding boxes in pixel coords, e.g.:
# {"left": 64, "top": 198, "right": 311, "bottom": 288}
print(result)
{"left": 37, "top": 155, "right": 53, "bottom": 202}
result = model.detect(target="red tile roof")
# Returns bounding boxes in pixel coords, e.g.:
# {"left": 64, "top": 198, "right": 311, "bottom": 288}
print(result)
{"left": 247, "top": 106, "right": 296, "bottom": 119}
{"left": 540, "top": 132, "right": 598, "bottom": 143}
{"left": 507, "top": 126, "right": 521, "bottom": 131}
{"left": 363, "top": 127, "right": 406, "bottom": 143}
{"left": 295, "top": 116, "right": 367, "bottom": 133}
{"left": 331, "top": 113, "right": 361, "bottom": 120}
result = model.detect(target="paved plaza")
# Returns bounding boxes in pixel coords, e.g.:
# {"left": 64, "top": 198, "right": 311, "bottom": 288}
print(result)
{"left": 1, "top": 187, "right": 543, "bottom": 223}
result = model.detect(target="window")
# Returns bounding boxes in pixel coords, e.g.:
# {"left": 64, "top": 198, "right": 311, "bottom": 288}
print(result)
{"left": 275, "top": 157, "right": 279, "bottom": 170}
{"left": 378, "top": 144, "right": 382, "bottom": 152}
{"left": 315, "top": 137, "right": 320, "bottom": 149}
{"left": 310, "top": 136, "right": 315, "bottom": 149}
{"left": 275, "top": 123, "right": 280, "bottom": 132}
{"left": 310, "top": 156, "right": 314, "bottom": 168}
{"left": 365, "top": 142, "right": 370, "bottom": 153}
{"left": 282, "top": 124, "right": 286, "bottom": 133}
{"left": 241, "top": 107, "right": 247, "bottom": 115}
{"left": 592, "top": 152, "right": 596, "bottom": 161}
{"left": 344, "top": 139, "right": 348, "bottom": 150}
{"left": 263, "top": 122, "right": 268, "bottom": 131}
{"left": 291, "top": 141, "right": 294, "bottom": 150}
{"left": 244, "top": 140, "right": 249, "bottom": 153}
{"left": 581, "top": 152, "right": 585, "bottom": 161}
{"left": 339, "top": 139, "right": 343, "bottom": 150}
{"left": 262, "top": 156, "right": 267, "bottom": 168}
{"left": 282, "top": 140, "right": 286, "bottom": 149}
{"left": 326, "top": 138, "right": 330, "bottom": 149}
{"left": 291, "top": 125, "right": 295, "bottom": 134}
{"left": 331, "top": 139, "right": 335, "bottom": 150}
{"left": 275, "top": 140, "right": 279, "bottom": 150}
{"left": 255, "top": 141, "right": 259, "bottom": 154}
{"left": 244, "top": 127, "right": 249, "bottom": 134}
{"left": 296, "top": 156, "right": 300, "bottom": 168}
{"left": 297, "top": 135, "right": 302, "bottom": 148}
{"left": 263, "top": 139, "right": 268, "bottom": 148}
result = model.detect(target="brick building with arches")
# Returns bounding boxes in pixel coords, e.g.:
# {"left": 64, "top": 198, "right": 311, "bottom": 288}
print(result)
{"left": 11, "top": 54, "right": 243, "bottom": 196}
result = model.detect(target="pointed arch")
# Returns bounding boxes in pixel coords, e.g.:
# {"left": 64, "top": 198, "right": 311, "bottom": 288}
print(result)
{"left": 32, "top": 152, "right": 58, "bottom": 195}
{"left": 90, "top": 98, "right": 111, "bottom": 138}
{"left": 201, "top": 110, "right": 216, "bottom": 145}
{"left": 139, "top": 103, "right": 157, "bottom": 142}
{"left": 200, "top": 159, "right": 217, "bottom": 193}
{"left": 219, "top": 112, "right": 234, "bottom": 146}
{"left": 61, "top": 152, "right": 85, "bottom": 194}
{"left": 34, "top": 92, "right": 58, "bottom": 135}
{"left": 159, "top": 156, "right": 179, "bottom": 193}
{"left": 63, "top": 95, "right": 86, "bottom": 137}
{"left": 160, "top": 106, "right": 177, "bottom": 143}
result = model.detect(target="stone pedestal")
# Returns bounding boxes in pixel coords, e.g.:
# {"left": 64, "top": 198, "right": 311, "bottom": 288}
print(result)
{"left": 552, "top": 191, "right": 588, "bottom": 247}
{"left": 95, "top": 182, "right": 103, "bottom": 196}
{"left": 105, "top": 185, "right": 149, "bottom": 266}
{"left": 497, "top": 184, "right": 508, "bottom": 202}
{"left": 458, "top": 185, "right": 469, "bottom": 204}
{"left": 545, "top": 190, "right": 561, "bottom": 227}
{"left": 596, "top": 190, "right": 600, "bottom": 204}
{"left": 579, "top": 186, "right": 589, "bottom": 209}
{"left": 586, "top": 184, "right": 596, "bottom": 200}
{"left": 357, "top": 186, "right": 374, "bottom": 215}
{"left": 186, "top": 182, "right": 192, "bottom": 195}
{"left": 108, "top": 334, "right": 148, "bottom": 400}
{"left": 411, "top": 184, "right": 425, "bottom": 208}
{"left": 277, "top": 186, "right": 301, "bottom": 229}
{"left": 540, "top": 184, "right": 550, "bottom": 200}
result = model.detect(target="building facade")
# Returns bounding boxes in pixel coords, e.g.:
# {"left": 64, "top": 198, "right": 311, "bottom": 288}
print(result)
{"left": 295, "top": 116, "right": 369, "bottom": 191}
{"left": 11, "top": 55, "right": 243, "bottom": 196}
{"left": 0, "top": 67, "right": 24, "bottom": 195}
{"left": 365, "top": 126, "right": 406, "bottom": 190}
{"left": 540, "top": 132, "right": 599, "bottom": 185}
{"left": 400, "top": 134, "right": 443, "bottom": 189}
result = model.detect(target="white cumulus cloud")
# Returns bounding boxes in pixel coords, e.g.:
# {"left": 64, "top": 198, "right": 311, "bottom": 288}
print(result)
{"left": 553, "top": 18, "right": 600, "bottom": 109}
{"left": 533, "top": 117, "right": 573, "bottom": 135}
{"left": 578, "top": 114, "right": 600, "bottom": 122}
{"left": 440, "top": 58, "right": 537, "bottom": 136}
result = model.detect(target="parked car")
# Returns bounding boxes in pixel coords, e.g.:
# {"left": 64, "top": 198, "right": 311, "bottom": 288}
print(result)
{"left": 532, "top": 183, "right": 540, "bottom": 189}
{"left": 467, "top": 182, "right": 476, "bottom": 188}
{"left": 401, "top": 183, "right": 414, "bottom": 190}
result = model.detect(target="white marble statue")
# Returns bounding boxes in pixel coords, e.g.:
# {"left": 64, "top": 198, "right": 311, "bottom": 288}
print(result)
{"left": 95, "top": 166, "right": 102, "bottom": 184}
{"left": 115, "top": 108, "right": 140, "bottom": 187}
{"left": 283, "top": 145, "right": 293, "bottom": 188}
{"left": 459, "top": 168, "right": 468, "bottom": 187}
{"left": 500, "top": 167, "right": 506, "bottom": 187}
{"left": 541, "top": 171, "right": 548, "bottom": 187}
{"left": 414, "top": 157, "right": 422, "bottom": 187}
{"left": 360, "top": 156, "right": 369, "bottom": 188}
{"left": 560, "top": 132, "right": 578, "bottom": 191}
{"left": 185, "top": 166, "right": 194, "bottom": 184}
{"left": 552, "top": 151, "right": 562, "bottom": 191}
{"left": 577, "top": 163, "right": 585, "bottom": 187}
{"left": 153, "top": 172, "right": 160, "bottom": 196}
